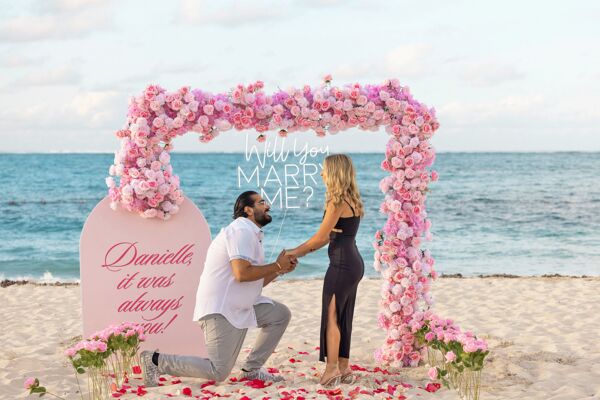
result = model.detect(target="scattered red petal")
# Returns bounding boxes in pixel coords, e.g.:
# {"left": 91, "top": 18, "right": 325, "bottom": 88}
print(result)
{"left": 135, "top": 386, "right": 147, "bottom": 396}
{"left": 132, "top": 366, "right": 142, "bottom": 374}
{"left": 245, "top": 379, "right": 271, "bottom": 389}
{"left": 182, "top": 387, "right": 192, "bottom": 396}
{"left": 171, "top": 379, "right": 182, "bottom": 384}
{"left": 425, "top": 383, "right": 442, "bottom": 393}
{"left": 298, "top": 351, "right": 309, "bottom": 355}
{"left": 316, "top": 388, "right": 343, "bottom": 396}
{"left": 200, "top": 380, "right": 216, "bottom": 389}
{"left": 159, "top": 377, "right": 167, "bottom": 382}
{"left": 288, "top": 358, "right": 300, "bottom": 363}
{"left": 386, "top": 384, "right": 397, "bottom": 395}
{"left": 111, "top": 394, "right": 122, "bottom": 398}
{"left": 267, "top": 367, "right": 279, "bottom": 374}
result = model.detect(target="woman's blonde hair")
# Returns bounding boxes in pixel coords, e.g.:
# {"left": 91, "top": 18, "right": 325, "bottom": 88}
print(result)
{"left": 322, "top": 154, "right": 364, "bottom": 217}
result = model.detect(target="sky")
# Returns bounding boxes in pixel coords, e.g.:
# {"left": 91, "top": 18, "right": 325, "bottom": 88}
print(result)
{"left": 0, "top": 0, "right": 599, "bottom": 153}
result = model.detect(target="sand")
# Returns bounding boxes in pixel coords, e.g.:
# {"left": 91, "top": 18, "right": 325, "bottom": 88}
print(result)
{"left": 2, "top": 276, "right": 599, "bottom": 399}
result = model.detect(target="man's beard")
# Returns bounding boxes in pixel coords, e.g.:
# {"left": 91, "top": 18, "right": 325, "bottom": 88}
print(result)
{"left": 255, "top": 211, "right": 272, "bottom": 227}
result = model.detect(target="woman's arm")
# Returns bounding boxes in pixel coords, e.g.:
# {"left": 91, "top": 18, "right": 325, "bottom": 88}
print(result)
{"left": 287, "top": 201, "right": 343, "bottom": 257}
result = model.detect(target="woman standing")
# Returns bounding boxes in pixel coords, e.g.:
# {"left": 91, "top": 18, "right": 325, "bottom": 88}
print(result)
{"left": 287, "top": 154, "right": 365, "bottom": 386}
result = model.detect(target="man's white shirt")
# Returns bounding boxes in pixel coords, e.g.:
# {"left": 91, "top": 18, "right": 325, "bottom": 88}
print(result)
{"left": 193, "top": 217, "right": 273, "bottom": 329}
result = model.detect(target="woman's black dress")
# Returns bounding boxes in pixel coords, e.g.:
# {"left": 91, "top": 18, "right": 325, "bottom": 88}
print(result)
{"left": 319, "top": 199, "right": 365, "bottom": 362}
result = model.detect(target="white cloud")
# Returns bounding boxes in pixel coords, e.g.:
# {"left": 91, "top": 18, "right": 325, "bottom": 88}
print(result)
{"left": 331, "top": 63, "right": 374, "bottom": 81}
{"left": 0, "top": 2, "right": 113, "bottom": 42}
{"left": 68, "top": 90, "right": 124, "bottom": 127}
{"left": 37, "top": 0, "right": 108, "bottom": 13}
{"left": 384, "top": 44, "right": 432, "bottom": 78}
{"left": 0, "top": 90, "right": 125, "bottom": 131}
{"left": 461, "top": 61, "right": 525, "bottom": 86}
{"left": 0, "top": 52, "right": 43, "bottom": 68}
{"left": 13, "top": 66, "right": 82, "bottom": 87}
{"left": 180, "top": 0, "right": 285, "bottom": 26}
{"left": 324, "top": 45, "right": 433, "bottom": 83}
{"left": 439, "top": 95, "right": 545, "bottom": 124}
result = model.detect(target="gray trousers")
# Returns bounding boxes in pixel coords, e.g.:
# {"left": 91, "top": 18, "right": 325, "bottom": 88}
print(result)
{"left": 158, "top": 301, "right": 291, "bottom": 382}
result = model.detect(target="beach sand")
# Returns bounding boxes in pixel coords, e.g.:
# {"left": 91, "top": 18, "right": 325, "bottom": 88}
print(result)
{"left": 2, "top": 277, "right": 599, "bottom": 399}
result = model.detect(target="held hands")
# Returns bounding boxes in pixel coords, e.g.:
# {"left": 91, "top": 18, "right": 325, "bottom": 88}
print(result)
{"left": 276, "top": 249, "right": 298, "bottom": 275}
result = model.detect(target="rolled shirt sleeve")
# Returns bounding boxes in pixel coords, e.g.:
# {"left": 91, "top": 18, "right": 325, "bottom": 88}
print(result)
{"left": 225, "top": 227, "right": 256, "bottom": 264}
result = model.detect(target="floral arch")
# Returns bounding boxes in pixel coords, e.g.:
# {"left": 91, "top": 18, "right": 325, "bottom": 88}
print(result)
{"left": 106, "top": 77, "right": 488, "bottom": 392}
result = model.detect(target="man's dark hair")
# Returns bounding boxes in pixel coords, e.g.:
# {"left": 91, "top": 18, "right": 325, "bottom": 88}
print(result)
{"left": 233, "top": 191, "right": 259, "bottom": 219}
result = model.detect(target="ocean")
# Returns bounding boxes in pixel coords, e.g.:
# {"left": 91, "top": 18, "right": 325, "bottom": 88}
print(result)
{"left": 1, "top": 152, "right": 599, "bottom": 282}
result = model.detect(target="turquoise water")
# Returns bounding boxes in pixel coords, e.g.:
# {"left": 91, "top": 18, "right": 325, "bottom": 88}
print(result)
{"left": 1, "top": 152, "right": 599, "bottom": 281}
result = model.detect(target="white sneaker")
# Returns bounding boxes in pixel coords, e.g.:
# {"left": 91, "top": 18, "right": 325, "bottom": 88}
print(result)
{"left": 140, "top": 350, "right": 161, "bottom": 387}
{"left": 241, "top": 367, "right": 284, "bottom": 382}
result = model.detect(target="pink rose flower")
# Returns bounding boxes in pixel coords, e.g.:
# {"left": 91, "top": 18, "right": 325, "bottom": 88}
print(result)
{"left": 151, "top": 161, "right": 162, "bottom": 171}
{"left": 171, "top": 99, "right": 183, "bottom": 111}
{"left": 428, "top": 367, "right": 438, "bottom": 380}
{"left": 24, "top": 377, "right": 37, "bottom": 390}
{"left": 445, "top": 351, "right": 456, "bottom": 362}
{"left": 202, "top": 104, "right": 214, "bottom": 115}
{"left": 152, "top": 117, "right": 165, "bottom": 128}
{"left": 391, "top": 157, "right": 403, "bottom": 168}
{"left": 464, "top": 340, "right": 478, "bottom": 353}
{"left": 409, "top": 351, "right": 421, "bottom": 363}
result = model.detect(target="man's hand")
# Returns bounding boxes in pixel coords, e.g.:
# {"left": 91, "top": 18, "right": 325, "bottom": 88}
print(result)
{"left": 276, "top": 249, "right": 297, "bottom": 274}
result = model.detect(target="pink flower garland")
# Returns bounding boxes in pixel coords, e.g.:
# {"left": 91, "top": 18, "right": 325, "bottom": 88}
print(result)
{"left": 106, "top": 77, "right": 439, "bottom": 220}
{"left": 107, "top": 76, "right": 484, "bottom": 369}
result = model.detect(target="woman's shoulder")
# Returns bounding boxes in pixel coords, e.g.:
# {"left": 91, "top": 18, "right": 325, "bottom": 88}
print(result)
{"left": 337, "top": 197, "right": 357, "bottom": 216}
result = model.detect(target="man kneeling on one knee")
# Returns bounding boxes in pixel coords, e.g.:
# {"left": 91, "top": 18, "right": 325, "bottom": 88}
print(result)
{"left": 141, "top": 191, "right": 297, "bottom": 385}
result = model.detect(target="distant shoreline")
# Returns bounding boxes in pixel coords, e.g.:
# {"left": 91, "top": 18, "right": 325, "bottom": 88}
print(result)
{"left": 3, "top": 273, "right": 599, "bottom": 288}
{"left": 1, "top": 151, "right": 600, "bottom": 155}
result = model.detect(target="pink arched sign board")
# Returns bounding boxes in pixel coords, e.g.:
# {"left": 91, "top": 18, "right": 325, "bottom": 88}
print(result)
{"left": 80, "top": 196, "right": 211, "bottom": 356}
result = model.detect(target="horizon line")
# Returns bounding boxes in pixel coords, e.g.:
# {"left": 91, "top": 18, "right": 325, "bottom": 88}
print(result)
{"left": 1, "top": 150, "right": 599, "bottom": 155}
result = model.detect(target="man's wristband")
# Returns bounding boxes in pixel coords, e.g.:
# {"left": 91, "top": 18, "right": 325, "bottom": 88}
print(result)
{"left": 275, "top": 261, "right": 283, "bottom": 275}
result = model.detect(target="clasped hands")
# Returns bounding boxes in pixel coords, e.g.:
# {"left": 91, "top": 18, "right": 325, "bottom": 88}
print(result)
{"left": 275, "top": 249, "right": 299, "bottom": 275}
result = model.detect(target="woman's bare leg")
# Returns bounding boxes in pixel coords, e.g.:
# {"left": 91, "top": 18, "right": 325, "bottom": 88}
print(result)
{"left": 320, "top": 295, "right": 341, "bottom": 384}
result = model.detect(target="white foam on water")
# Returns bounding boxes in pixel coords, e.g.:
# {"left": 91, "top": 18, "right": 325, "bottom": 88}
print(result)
{"left": 0, "top": 271, "right": 80, "bottom": 284}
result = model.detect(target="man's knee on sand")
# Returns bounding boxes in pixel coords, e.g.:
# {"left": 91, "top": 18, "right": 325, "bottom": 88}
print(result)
{"left": 280, "top": 303, "right": 292, "bottom": 325}
{"left": 212, "top": 364, "right": 234, "bottom": 382}
{"left": 269, "top": 302, "right": 292, "bottom": 328}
